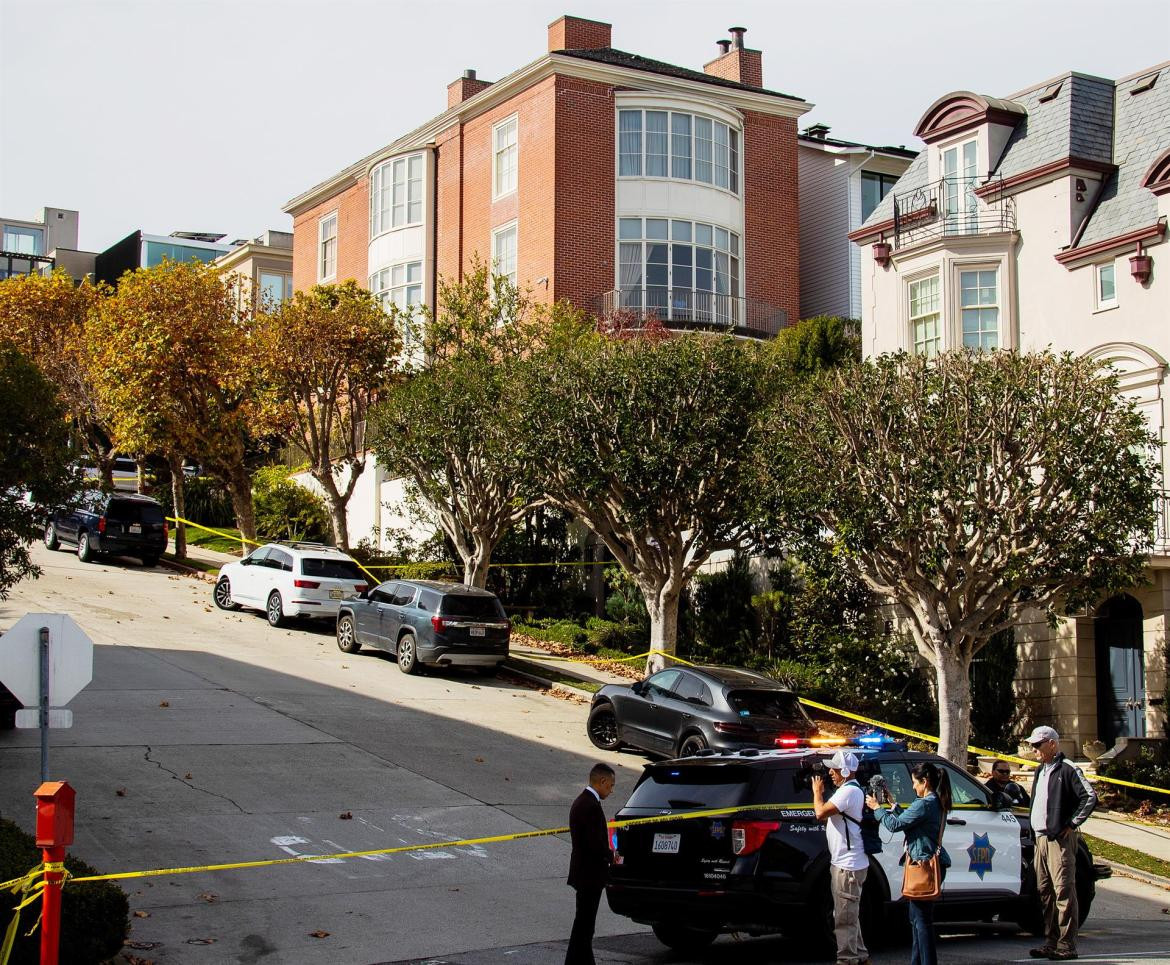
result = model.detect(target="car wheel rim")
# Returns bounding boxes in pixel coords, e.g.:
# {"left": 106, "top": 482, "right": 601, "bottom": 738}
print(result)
{"left": 682, "top": 737, "right": 703, "bottom": 756}
{"left": 215, "top": 581, "right": 231, "bottom": 607}
{"left": 268, "top": 596, "right": 280, "bottom": 622}
{"left": 591, "top": 711, "right": 617, "bottom": 745}
{"left": 45, "top": 525, "right": 53, "bottom": 541}
{"left": 400, "top": 640, "right": 413, "bottom": 667}
{"left": 80, "top": 536, "right": 88, "bottom": 553}
{"left": 338, "top": 620, "right": 353, "bottom": 647}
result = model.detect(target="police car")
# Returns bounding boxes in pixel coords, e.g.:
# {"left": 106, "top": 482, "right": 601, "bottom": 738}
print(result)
{"left": 605, "top": 737, "right": 1104, "bottom": 951}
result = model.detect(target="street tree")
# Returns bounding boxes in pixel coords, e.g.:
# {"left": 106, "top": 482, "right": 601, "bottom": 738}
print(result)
{"left": 257, "top": 281, "right": 400, "bottom": 549}
{"left": 370, "top": 266, "right": 566, "bottom": 586}
{"left": 766, "top": 349, "right": 1160, "bottom": 763}
{"left": 0, "top": 271, "right": 116, "bottom": 487}
{"left": 0, "top": 344, "right": 80, "bottom": 596}
{"left": 88, "top": 261, "right": 262, "bottom": 541}
{"left": 518, "top": 331, "right": 775, "bottom": 668}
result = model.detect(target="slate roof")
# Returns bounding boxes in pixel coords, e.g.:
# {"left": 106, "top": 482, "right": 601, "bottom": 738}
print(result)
{"left": 1077, "top": 65, "right": 1169, "bottom": 247}
{"left": 854, "top": 62, "right": 1170, "bottom": 248}
{"left": 555, "top": 47, "right": 804, "bottom": 102}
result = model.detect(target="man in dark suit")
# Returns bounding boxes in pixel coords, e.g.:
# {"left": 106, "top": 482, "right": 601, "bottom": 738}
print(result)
{"left": 566, "top": 762, "right": 616, "bottom": 965}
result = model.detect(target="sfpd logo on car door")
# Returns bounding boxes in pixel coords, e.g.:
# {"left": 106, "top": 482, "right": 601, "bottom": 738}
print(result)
{"left": 709, "top": 820, "right": 725, "bottom": 840}
{"left": 967, "top": 832, "right": 996, "bottom": 880}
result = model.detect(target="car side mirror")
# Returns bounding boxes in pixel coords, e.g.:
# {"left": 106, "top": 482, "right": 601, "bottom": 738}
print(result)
{"left": 631, "top": 681, "right": 645, "bottom": 696}
{"left": 990, "top": 789, "right": 1010, "bottom": 810}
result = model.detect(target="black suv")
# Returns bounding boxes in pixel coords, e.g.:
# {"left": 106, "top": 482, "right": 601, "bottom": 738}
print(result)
{"left": 336, "top": 579, "right": 510, "bottom": 676}
{"left": 606, "top": 743, "right": 1102, "bottom": 952}
{"left": 44, "top": 491, "right": 168, "bottom": 567}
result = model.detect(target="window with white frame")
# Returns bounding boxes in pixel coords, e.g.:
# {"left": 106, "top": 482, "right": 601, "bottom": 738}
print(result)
{"left": 1096, "top": 261, "right": 1117, "bottom": 309}
{"left": 493, "top": 222, "right": 517, "bottom": 286}
{"left": 959, "top": 268, "right": 998, "bottom": 350}
{"left": 2, "top": 225, "right": 43, "bottom": 255}
{"left": 369, "top": 154, "right": 424, "bottom": 237}
{"left": 318, "top": 212, "right": 337, "bottom": 281}
{"left": 493, "top": 116, "right": 518, "bottom": 199}
{"left": 258, "top": 271, "right": 293, "bottom": 305}
{"left": 909, "top": 273, "right": 941, "bottom": 357}
{"left": 617, "top": 109, "right": 739, "bottom": 193}
{"left": 369, "top": 262, "right": 423, "bottom": 310}
{"left": 617, "top": 217, "right": 741, "bottom": 322}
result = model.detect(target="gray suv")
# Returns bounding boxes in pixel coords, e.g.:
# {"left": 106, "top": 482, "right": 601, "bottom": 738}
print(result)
{"left": 336, "top": 579, "right": 510, "bottom": 676}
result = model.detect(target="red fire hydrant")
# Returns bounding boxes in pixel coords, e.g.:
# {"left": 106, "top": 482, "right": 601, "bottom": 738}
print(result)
{"left": 33, "top": 782, "right": 75, "bottom": 965}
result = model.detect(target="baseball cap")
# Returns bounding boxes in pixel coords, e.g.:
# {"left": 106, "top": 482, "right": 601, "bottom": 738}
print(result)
{"left": 828, "top": 750, "right": 860, "bottom": 775}
{"left": 1025, "top": 725, "right": 1060, "bottom": 746}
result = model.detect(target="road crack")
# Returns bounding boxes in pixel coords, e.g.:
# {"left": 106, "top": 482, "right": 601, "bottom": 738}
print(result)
{"left": 143, "top": 745, "right": 248, "bottom": 813}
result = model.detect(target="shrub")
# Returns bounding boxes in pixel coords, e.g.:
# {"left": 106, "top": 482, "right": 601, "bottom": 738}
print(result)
{"left": 603, "top": 566, "right": 650, "bottom": 631}
{"left": 251, "top": 465, "right": 331, "bottom": 543}
{"left": 154, "top": 475, "right": 235, "bottom": 527}
{"left": 1099, "top": 744, "right": 1170, "bottom": 794}
{"left": 689, "top": 555, "right": 759, "bottom": 664}
{"left": 584, "top": 616, "right": 644, "bottom": 653}
{"left": 0, "top": 818, "right": 129, "bottom": 964}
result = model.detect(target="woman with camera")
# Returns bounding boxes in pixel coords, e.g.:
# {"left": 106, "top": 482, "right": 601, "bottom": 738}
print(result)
{"left": 866, "top": 761, "right": 953, "bottom": 965}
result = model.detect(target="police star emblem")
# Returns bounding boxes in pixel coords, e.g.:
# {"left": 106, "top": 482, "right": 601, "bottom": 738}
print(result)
{"left": 967, "top": 832, "right": 995, "bottom": 880}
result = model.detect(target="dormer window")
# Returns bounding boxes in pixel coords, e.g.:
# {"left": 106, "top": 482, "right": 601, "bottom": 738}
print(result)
{"left": 942, "top": 140, "right": 979, "bottom": 234}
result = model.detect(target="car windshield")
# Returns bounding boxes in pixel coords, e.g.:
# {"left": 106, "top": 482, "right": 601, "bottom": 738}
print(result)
{"left": 105, "top": 500, "right": 164, "bottom": 524}
{"left": 439, "top": 595, "right": 505, "bottom": 620}
{"left": 727, "top": 690, "right": 809, "bottom": 724}
{"left": 300, "top": 558, "right": 366, "bottom": 580}
{"left": 625, "top": 765, "right": 755, "bottom": 810}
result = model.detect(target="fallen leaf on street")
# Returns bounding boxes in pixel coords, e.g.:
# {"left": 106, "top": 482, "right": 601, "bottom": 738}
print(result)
{"left": 184, "top": 773, "right": 192, "bottom": 780}
{"left": 474, "top": 757, "right": 485, "bottom": 763}
{"left": 196, "top": 891, "right": 218, "bottom": 903}
{"left": 339, "top": 811, "right": 353, "bottom": 820}
{"left": 125, "top": 939, "right": 159, "bottom": 948}
{"left": 132, "top": 910, "right": 151, "bottom": 919}
{"left": 185, "top": 938, "right": 216, "bottom": 945}
{"left": 159, "top": 701, "right": 170, "bottom": 708}
{"left": 116, "top": 788, "right": 127, "bottom": 797}
{"left": 122, "top": 955, "right": 154, "bottom": 965}
{"left": 309, "top": 930, "right": 330, "bottom": 938}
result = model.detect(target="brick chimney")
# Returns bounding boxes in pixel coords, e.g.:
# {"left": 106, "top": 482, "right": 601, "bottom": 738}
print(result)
{"left": 447, "top": 69, "right": 493, "bottom": 108}
{"left": 548, "top": 14, "right": 612, "bottom": 52}
{"left": 703, "top": 26, "right": 763, "bottom": 89}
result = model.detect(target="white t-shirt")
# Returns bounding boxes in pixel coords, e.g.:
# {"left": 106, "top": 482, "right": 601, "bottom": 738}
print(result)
{"left": 825, "top": 782, "right": 869, "bottom": 871}
{"left": 1031, "top": 761, "right": 1051, "bottom": 833}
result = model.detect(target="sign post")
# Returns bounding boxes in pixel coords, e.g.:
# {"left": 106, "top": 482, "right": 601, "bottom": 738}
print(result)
{"left": 39, "top": 626, "right": 50, "bottom": 782}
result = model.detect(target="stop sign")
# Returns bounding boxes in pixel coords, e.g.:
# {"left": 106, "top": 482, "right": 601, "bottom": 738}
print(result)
{"left": 0, "top": 613, "right": 94, "bottom": 707}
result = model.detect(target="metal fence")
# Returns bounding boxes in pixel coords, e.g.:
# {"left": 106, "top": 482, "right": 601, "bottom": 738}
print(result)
{"left": 594, "top": 289, "right": 788, "bottom": 339}
{"left": 893, "top": 177, "right": 1015, "bottom": 248}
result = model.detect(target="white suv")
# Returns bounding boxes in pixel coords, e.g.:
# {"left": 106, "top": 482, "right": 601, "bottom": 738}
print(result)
{"left": 214, "top": 542, "right": 369, "bottom": 627}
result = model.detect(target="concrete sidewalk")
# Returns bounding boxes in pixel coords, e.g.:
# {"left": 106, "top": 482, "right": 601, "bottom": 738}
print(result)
{"left": 1084, "top": 811, "right": 1170, "bottom": 862}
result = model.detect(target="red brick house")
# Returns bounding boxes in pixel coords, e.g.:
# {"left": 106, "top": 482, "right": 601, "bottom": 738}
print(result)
{"left": 282, "top": 15, "right": 811, "bottom": 340}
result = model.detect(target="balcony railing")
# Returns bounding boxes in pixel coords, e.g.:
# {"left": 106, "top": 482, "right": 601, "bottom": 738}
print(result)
{"left": 0, "top": 250, "right": 53, "bottom": 282}
{"left": 1153, "top": 492, "right": 1170, "bottom": 556}
{"left": 893, "top": 177, "right": 1015, "bottom": 249}
{"left": 594, "top": 289, "right": 788, "bottom": 340}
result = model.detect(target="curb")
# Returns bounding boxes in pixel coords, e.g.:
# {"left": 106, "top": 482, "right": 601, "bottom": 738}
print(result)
{"left": 156, "top": 556, "right": 217, "bottom": 584}
{"left": 1097, "top": 858, "right": 1170, "bottom": 891}
{"left": 502, "top": 661, "right": 598, "bottom": 699}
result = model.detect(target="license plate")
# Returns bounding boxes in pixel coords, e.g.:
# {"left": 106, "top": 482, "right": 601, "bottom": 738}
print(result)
{"left": 470, "top": 626, "right": 486, "bottom": 637}
{"left": 329, "top": 589, "right": 344, "bottom": 600}
{"left": 129, "top": 524, "right": 142, "bottom": 534}
{"left": 652, "top": 833, "right": 681, "bottom": 854}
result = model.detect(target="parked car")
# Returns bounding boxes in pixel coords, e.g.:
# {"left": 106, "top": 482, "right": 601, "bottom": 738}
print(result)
{"left": 44, "top": 491, "right": 168, "bottom": 567}
{"left": 587, "top": 666, "right": 819, "bottom": 759}
{"left": 336, "top": 579, "right": 510, "bottom": 676}
{"left": 606, "top": 740, "right": 1104, "bottom": 952}
{"left": 213, "top": 542, "right": 368, "bottom": 627}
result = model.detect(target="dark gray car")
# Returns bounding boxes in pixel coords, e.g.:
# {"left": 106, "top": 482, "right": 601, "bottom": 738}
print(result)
{"left": 587, "top": 666, "right": 818, "bottom": 758}
{"left": 336, "top": 579, "right": 510, "bottom": 676}
{"left": 44, "top": 491, "right": 167, "bottom": 567}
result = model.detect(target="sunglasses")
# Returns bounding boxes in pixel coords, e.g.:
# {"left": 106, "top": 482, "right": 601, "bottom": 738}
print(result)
{"left": 993, "top": 769, "right": 1011, "bottom": 775}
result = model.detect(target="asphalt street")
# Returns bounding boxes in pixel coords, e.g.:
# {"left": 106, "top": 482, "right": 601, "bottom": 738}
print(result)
{"left": 1, "top": 545, "right": 1169, "bottom": 964}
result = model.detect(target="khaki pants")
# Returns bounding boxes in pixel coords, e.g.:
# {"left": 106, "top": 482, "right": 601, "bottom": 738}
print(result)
{"left": 1035, "top": 830, "right": 1079, "bottom": 954}
{"left": 831, "top": 865, "right": 869, "bottom": 964}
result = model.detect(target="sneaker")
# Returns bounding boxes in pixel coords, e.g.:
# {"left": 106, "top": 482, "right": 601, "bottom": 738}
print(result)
{"left": 1030, "top": 949, "right": 1055, "bottom": 959}
{"left": 1049, "top": 952, "right": 1078, "bottom": 961}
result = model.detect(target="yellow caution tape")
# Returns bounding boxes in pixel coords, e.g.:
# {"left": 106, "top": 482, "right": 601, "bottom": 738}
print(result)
{"left": 0, "top": 864, "right": 55, "bottom": 965}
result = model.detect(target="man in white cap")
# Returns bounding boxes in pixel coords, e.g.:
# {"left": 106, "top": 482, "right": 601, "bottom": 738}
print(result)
{"left": 812, "top": 749, "right": 870, "bottom": 965}
{"left": 1025, "top": 725, "right": 1097, "bottom": 961}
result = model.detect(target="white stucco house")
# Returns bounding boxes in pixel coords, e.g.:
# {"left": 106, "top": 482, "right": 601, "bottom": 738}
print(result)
{"left": 849, "top": 62, "right": 1170, "bottom": 755}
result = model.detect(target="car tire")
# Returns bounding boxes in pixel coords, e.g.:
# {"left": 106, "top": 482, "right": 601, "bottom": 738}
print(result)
{"left": 214, "top": 577, "right": 240, "bottom": 611}
{"left": 397, "top": 633, "right": 420, "bottom": 675}
{"left": 677, "top": 732, "right": 708, "bottom": 757}
{"left": 44, "top": 523, "right": 60, "bottom": 551}
{"left": 77, "top": 531, "right": 94, "bottom": 563}
{"left": 336, "top": 615, "right": 361, "bottom": 654}
{"left": 266, "top": 591, "right": 285, "bottom": 628}
{"left": 587, "top": 703, "right": 622, "bottom": 751}
{"left": 651, "top": 923, "right": 718, "bottom": 951}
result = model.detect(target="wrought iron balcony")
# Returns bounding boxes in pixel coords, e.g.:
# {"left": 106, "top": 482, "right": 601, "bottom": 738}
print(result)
{"left": 892, "top": 177, "right": 1015, "bottom": 249}
{"left": 593, "top": 289, "right": 788, "bottom": 340}
{"left": 1152, "top": 492, "right": 1170, "bottom": 556}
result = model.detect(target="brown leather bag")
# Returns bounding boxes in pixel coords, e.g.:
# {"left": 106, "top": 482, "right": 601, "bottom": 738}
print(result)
{"left": 901, "top": 809, "right": 946, "bottom": 901}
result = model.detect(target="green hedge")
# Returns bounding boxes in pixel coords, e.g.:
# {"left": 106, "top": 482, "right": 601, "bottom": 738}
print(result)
{"left": 0, "top": 818, "right": 129, "bottom": 964}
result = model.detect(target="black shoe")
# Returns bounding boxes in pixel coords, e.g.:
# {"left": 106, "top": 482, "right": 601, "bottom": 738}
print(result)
{"left": 1049, "top": 952, "right": 1078, "bottom": 961}
{"left": 1030, "top": 949, "right": 1055, "bottom": 960}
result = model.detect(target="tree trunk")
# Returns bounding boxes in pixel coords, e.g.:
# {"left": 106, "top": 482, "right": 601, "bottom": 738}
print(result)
{"left": 136, "top": 462, "right": 147, "bottom": 495}
{"left": 935, "top": 650, "right": 973, "bottom": 764}
{"left": 463, "top": 541, "right": 492, "bottom": 589}
{"left": 168, "top": 453, "right": 186, "bottom": 560}
{"left": 96, "top": 454, "right": 115, "bottom": 492}
{"left": 589, "top": 536, "right": 607, "bottom": 619}
{"left": 322, "top": 484, "right": 350, "bottom": 550}
{"left": 225, "top": 465, "right": 257, "bottom": 545}
{"left": 643, "top": 585, "right": 681, "bottom": 674}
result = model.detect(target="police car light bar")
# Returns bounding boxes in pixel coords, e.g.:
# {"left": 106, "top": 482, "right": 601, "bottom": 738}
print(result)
{"left": 772, "top": 733, "right": 904, "bottom": 750}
